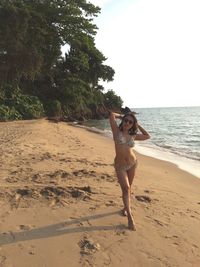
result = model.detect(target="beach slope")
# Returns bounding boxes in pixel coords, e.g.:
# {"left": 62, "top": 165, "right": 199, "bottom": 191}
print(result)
{"left": 0, "top": 119, "right": 200, "bottom": 267}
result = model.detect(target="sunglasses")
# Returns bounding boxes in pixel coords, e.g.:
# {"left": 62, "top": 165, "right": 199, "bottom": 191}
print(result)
{"left": 124, "top": 118, "right": 134, "bottom": 125}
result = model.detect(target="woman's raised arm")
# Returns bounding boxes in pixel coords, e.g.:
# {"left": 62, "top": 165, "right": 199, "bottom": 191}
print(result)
{"left": 135, "top": 123, "right": 150, "bottom": 140}
{"left": 109, "top": 111, "right": 122, "bottom": 138}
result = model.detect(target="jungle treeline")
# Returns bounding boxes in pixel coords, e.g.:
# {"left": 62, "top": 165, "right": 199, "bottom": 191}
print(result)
{"left": 0, "top": 0, "right": 123, "bottom": 121}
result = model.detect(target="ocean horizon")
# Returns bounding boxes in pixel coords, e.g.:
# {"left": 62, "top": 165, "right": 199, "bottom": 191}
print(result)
{"left": 80, "top": 106, "right": 200, "bottom": 178}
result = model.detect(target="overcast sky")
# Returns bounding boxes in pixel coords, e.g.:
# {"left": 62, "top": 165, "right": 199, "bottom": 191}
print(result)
{"left": 89, "top": 0, "right": 200, "bottom": 108}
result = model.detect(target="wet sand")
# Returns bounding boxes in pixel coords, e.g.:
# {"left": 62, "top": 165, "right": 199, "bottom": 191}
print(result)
{"left": 0, "top": 119, "right": 200, "bottom": 267}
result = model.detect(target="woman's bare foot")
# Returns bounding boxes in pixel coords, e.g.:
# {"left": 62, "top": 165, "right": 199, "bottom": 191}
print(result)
{"left": 121, "top": 208, "right": 127, "bottom": 216}
{"left": 127, "top": 213, "right": 136, "bottom": 231}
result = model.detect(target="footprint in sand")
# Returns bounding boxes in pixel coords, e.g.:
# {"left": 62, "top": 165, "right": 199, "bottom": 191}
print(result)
{"left": 154, "top": 219, "right": 164, "bottom": 226}
{"left": 18, "top": 225, "right": 33, "bottom": 231}
{"left": 72, "top": 169, "right": 97, "bottom": 178}
{"left": 79, "top": 186, "right": 92, "bottom": 193}
{"left": 92, "top": 162, "right": 110, "bottom": 167}
{"left": 5, "top": 176, "right": 19, "bottom": 183}
{"left": 40, "top": 186, "right": 69, "bottom": 199}
{"left": 144, "top": 190, "right": 150, "bottom": 193}
{"left": 135, "top": 195, "right": 152, "bottom": 203}
{"left": 0, "top": 255, "right": 6, "bottom": 265}
{"left": 165, "top": 235, "right": 178, "bottom": 239}
{"left": 61, "top": 172, "right": 69, "bottom": 179}
{"left": 78, "top": 236, "right": 100, "bottom": 255}
{"left": 172, "top": 242, "right": 179, "bottom": 246}
{"left": 32, "top": 170, "right": 69, "bottom": 184}
{"left": 7, "top": 184, "right": 93, "bottom": 209}
{"left": 101, "top": 173, "right": 115, "bottom": 182}
{"left": 59, "top": 158, "right": 72, "bottom": 163}
{"left": 105, "top": 200, "right": 117, "bottom": 207}
{"left": 28, "top": 245, "right": 35, "bottom": 255}
{"left": 40, "top": 152, "right": 54, "bottom": 160}
{"left": 70, "top": 186, "right": 92, "bottom": 200}
{"left": 144, "top": 189, "right": 155, "bottom": 194}
{"left": 154, "top": 218, "right": 168, "bottom": 227}
{"left": 32, "top": 173, "right": 43, "bottom": 183}
{"left": 16, "top": 188, "right": 34, "bottom": 197}
{"left": 48, "top": 170, "right": 69, "bottom": 179}
{"left": 115, "top": 224, "right": 129, "bottom": 235}
{"left": 89, "top": 206, "right": 96, "bottom": 211}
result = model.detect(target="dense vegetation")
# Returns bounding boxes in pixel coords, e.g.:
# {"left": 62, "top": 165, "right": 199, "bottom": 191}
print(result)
{"left": 0, "top": 0, "right": 123, "bottom": 121}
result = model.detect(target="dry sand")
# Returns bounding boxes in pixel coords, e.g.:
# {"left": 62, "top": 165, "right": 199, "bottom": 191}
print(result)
{"left": 0, "top": 119, "right": 200, "bottom": 267}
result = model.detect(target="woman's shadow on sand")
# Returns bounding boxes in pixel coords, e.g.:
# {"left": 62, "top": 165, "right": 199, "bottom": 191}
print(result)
{"left": 0, "top": 210, "right": 126, "bottom": 246}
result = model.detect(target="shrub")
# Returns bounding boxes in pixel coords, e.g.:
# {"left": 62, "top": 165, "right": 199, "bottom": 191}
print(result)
{"left": 45, "top": 100, "right": 62, "bottom": 117}
{"left": 0, "top": 105, "right": 22, "bottom": 121}
{"left": 0, "top": 84, "right": 44, "bottom": 120}
{"left": 14, "top": 94, "right": 44, "bottom": 119}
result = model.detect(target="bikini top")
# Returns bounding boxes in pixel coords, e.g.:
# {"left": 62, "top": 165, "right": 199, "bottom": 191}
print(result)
{"left": 115, "top": 131, "right": 135, "bottom": 147}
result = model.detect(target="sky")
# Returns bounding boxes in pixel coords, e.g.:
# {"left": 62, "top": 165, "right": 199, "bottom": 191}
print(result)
{"left": 88, "top": 0, "right": 200, "bottom": 108}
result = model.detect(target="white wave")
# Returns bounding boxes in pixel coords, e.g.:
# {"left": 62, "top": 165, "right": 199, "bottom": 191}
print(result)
{"left": 134, "top": 143, "right": 200, "bottom": 179}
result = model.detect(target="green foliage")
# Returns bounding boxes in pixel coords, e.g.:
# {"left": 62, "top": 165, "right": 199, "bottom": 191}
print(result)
{"left": 45, "top": 100, "right": 62, "bottom": 117}
{"left": 0, "top": 84, "right": 44, "bottom": 120}
{"left": 0, "top": 0, "right": 100, "bottom": 84}
{"left": 14, "top": 94, "right": 44, "bottom": 119}
{"left": 0, "top": 1, "right": 122, "bottom": 121}
{"left": 0, "top": 105, "right": 22, "bottom": 121}
{"left": 104, "top": 90, "right": 123, "bottom": 111}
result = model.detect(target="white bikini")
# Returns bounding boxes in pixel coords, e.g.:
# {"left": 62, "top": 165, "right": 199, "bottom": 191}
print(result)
{"left": 114, "top": 131, "right": 138, "bottom": 172}
{"left": 116, "top": 131, "right": 135, "bottom": 147}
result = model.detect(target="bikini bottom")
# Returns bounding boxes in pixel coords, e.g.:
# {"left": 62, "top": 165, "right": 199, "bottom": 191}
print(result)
{"left": 114, "top": 159, "right": 138, "bottom": 174}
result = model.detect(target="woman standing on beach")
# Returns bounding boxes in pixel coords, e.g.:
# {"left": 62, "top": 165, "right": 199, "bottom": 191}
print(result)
{"left": 109, "top": 110, "right": 150, "bottom": 230}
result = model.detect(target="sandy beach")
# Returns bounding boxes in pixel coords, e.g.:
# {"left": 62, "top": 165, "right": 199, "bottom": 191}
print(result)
{"left": 0, "top": 119, "right": 200, "bottom": 267}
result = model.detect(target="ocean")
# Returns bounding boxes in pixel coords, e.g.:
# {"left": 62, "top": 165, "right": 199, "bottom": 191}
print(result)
{"left": 81, "top": 106, "right": 200, "bottom": 178}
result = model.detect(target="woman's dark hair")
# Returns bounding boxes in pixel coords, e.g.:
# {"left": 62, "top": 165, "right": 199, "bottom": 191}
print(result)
{"left": 119, "top": 113, "right": 138, "bottom": 135}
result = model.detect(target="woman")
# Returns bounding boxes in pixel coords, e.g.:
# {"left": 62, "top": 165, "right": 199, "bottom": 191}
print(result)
{"left": 109, "top": 110, "right": 150, "bottom": 230}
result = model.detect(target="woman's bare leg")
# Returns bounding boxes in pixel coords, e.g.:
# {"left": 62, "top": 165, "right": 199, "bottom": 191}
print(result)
{"left": 121, "top": 166, "right": 136, "bottom": 216}
{"left": 126, "top": 165, "right": 137, "bottom": 230}
{"left": 116, "top": 169, "right": 136, "bottom": 230}
{"left": 127, "top": 164, "right": 137, "bottom": 194}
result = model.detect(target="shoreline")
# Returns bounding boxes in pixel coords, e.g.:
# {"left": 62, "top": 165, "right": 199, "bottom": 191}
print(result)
{"left": 134, "top": 144, "right": 200, "bottom": 179}
{"left": 0, "top": 119, "right": 200, "bottom": 267}
{"left": 72, "top": 122, "right": 200, "bottom": 179}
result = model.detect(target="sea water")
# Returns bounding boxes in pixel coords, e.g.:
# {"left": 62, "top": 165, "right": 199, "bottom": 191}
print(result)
{"left": 82, "top": 106, "right": 200, "bottom": 178}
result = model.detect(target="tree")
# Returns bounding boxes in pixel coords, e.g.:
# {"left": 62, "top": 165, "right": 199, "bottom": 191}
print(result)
{"left": 0, "top": 0, "right": 100, "bottom": 84}
{"left": 104, "top": 90, "right": 123, "bottom": 111}
{"left": 0, "top": 0, "right": 122, "bottom": 121}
